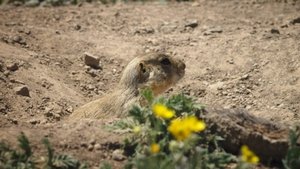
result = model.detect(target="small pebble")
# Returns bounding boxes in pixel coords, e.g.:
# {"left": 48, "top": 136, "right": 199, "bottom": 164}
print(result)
{"left": 94, "top": 143, "right": 101, "bottom": 150}
{"left": 88, "top": 144, "right": 94, "bottom": 151}
{"left": 89, "top": 139, "right": 96, "bottom": 145}
{"left": 112, "top": 149, "right": 126, "bottom": 161}
{"left": 185, "top": 19, "right": 198, "bottom": 28}
{"left": 12, "top": 35, "right": 22, "bottom": 43}
{"left": 29, "top": 119, "right": 40, "bottom": 125}
{"left": 270, "top": 28, "right": 280, "bottom": 34}
{"left": 7, "top": 63, "right": 18, "bottom": 71}
{"left": 240, "top": 74, "right": 250, "bottom": 80}
{"left": 74, "top": 24, "right": 81, "bottom": 30}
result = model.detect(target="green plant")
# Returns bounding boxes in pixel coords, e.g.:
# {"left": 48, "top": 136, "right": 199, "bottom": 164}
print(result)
{"left": 110, "top": 89, "right": 237, "bottom": 169}
{"left": 99, "top": 162, "right": 112, "bottom": 169}
{"left": 0, "top": 132, "right": 35, "bottom": 169}
{"left": 43, "top": 138, "right": 88, "bottom": 169}
{"left": 283, "top": 125, "right": 300, "bottom": 169}
{"left": 0, "top": 133, "right": 88, "bottom": 169}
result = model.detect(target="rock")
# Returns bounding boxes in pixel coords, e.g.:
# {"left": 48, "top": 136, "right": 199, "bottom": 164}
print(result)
{"left": 29, "top": 119, "right": 40, "bottom": 125}
{"left": 290, "top": 17, "right": 300, "bottom": 24}
{"left": 191, "top": 2, "right": 200, "bottom": 7}
{"left": 66, "top": 106, "right": 73, "bottom": 113}
{"left": 270, "top": 28, "right": 280, "bottom": 34}
{"left": 83, "top": 52, "right": 100, "bottom": 69}
{"left": 203, "top": 27, "right": 223, "bottom": 36}
{"left": 14, "top": 85, "right": 30, "bottom": 97}
{"left": 74, "top": 24, "right": 81, "bottom": 30}
{"left": 160, "top": 24, "right": 177, "bottom": 34}
{"left": 80, "top": 142, "right": 88, "bottom": 148}
{"left": 40, "top": 1, "right": 51, "bottom": 7}
{"left": 94, "top": 143, "right": 101, "bottom": 150}
{"left": 89, "top": 139, "right": 96, "bottom": 145}
{"left": 4, "top": 71, "right": 10, "bottom": 76}
{"left": 240, "top": 74, "right": 250, "bottom": 80}
{"left": 84, "top": 65, "right": 91, "bottom": 71}
{"left": 227, "top": 59, "right": 234, "bottom": 64}
{"left": 25, "top": 0, "right": 40, "bottom": 7}
{"left": 11, "top": 118, "right": 18, "bottom": 124}
{"left": 10, "top": 79, "right": 25, "bottom": 84}
{"left": 53, "top": 113, "right": 61, "bottom": 121}
{"left": 87, "top": 69, "right": 98, "bottom": 77}
{"left": 88, "top": 144, "right": 94, "bottom": 151}
{"left": 13, "top": 1, "right": 23, "bottom": 6}
{"left": 24, "top": 30, "right": 31, "bottom": 35}
{"left": 185, "top": 19, "right": 198, "bottom": 28}
{"left": 87, "top": 84, "right": 95, "bottom": 90}
{"left": 12, "top": 35, "right": 25, "bottom": 44}
{"left": 210, "top": 28, "right": 223, "bottom": 33}
{"left": 7, "top": 62, "right": 18, "bottom": 71}
{"left": 71, "top": 71, "right": 77, "bottom": 75}
{"left": 134, "top": 27, "right": 155, "bottom": 34}
{"left": 49, "top": 0, "right": 62, "bottom": 6}
{"left": 112, "top": 149, "right": 126, "bottom": 161}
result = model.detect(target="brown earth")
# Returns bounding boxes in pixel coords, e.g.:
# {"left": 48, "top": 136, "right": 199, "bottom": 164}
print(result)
{"left": 0, "top": 0, "right": 299, "bottom": 168}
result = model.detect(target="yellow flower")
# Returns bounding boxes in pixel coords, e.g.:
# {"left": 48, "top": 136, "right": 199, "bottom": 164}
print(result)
{"left": 150, "top": 143, "right": 160, "bottom": 154}
{"left": 168, "top": 116, "right": 206, "bottom": 141}
{"left": 133, "top": 126, "right": 141, "bottom": 134}
{"left": 185, "top": 116, "right": 206, "bottom": 132}
{"left": 168, "top": 118, "right": 191, "bottom": 141}
{"left": 152, "top": 103, "right": 175, "bottom": 119}
{"left": 241, "top": 145, "right": 260, "bottom": 164}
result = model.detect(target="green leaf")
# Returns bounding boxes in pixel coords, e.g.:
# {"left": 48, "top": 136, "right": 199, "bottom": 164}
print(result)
{"left": 43, "top": 138, "right": 54, "bottom": 168}
{"left": 18, "top": 132, "right": 32, "bottom": 159}
{"left": 100, "top": 162, "right": 112, "bottom": 169}
{"left": 283, "top": 125, "right": 300, "bottom": 169}
{"left": 129, "top": 106, "right": 146, "bottom": 124}
{"left": 141, "top": 88, "right": 154, "bottom": 104}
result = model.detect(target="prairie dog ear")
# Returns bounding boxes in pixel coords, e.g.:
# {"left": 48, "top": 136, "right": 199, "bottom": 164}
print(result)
{"left": 139, "top": 62, "right": 149, "bottom": 83}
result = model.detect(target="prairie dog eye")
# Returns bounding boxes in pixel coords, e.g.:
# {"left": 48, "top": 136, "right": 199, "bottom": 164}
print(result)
{"left": 160, "top": 57, "right": 171, "bottom": 65}
{"left": 139, "top": 63, "right": 149, "bottom": 83}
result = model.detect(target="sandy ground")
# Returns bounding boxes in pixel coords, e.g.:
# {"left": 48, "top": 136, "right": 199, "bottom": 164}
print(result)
{"left": 0, "top": 0, "right": 299, "bottom": 168}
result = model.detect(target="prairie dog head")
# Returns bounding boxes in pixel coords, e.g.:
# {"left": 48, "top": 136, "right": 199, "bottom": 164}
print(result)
{"left": 119, "top": 52, "right": 185, "bottom": 95}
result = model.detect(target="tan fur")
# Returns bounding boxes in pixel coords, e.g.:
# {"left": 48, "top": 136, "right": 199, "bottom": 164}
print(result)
{"left": 69, "top": 52, "right": 185, "bottom": 119}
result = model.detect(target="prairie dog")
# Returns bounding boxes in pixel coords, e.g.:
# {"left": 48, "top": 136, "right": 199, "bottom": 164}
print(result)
{"left": 69, "top": 52, "right": 185, "bottom": 119}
